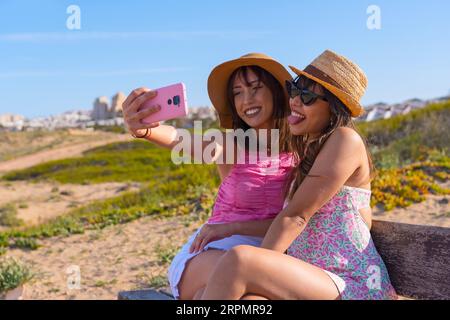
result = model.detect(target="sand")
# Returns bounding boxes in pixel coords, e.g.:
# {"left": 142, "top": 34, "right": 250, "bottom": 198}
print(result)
{"left": 3, "top": 215, "right": 200, "bottom": 299}
{"left": 0, "top": 181, "right": 142, "bottom": 230}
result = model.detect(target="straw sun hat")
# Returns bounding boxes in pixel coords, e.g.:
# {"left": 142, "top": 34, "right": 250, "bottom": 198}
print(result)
{"left": 207, "top": 53, "right": 292, "bottom": 128}
{"left": 289, "top": 50, "right": 368, "bottom": 117}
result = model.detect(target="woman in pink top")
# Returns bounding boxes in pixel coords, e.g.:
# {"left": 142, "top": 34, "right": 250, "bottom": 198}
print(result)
{"left": 122, "top": 53, "right": 296, "bottom": 300}
{"left": 200, "top": 50, "right": 397, "bottom": 300}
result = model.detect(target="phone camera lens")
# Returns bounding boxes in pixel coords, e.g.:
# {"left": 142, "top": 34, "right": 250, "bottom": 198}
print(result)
{"left": 168, "top": 99, "right": 172, "bottom": 105}
{"left": 173, "top": 95, "right": 180, "bottom": 106}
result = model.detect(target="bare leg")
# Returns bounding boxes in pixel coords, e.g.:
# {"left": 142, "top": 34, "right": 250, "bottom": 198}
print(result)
{"left": 200, "top": 245, "right": 340, "bottom": 300}
{"left": 193, "top": 286, "right": 205, "bottom": 300}
{"left": 241, "top": 294, "right": 269, "bottom": 300}
{"left": 178, "top": 249, "right": 226, "bottom": 300}
{"left": 194, "top": 286, "right": 267, "bottom": 300}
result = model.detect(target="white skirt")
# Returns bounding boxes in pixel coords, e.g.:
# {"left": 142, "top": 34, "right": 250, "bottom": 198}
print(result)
{"left": 167, "top": 223, "right": 263, "bottom": 299}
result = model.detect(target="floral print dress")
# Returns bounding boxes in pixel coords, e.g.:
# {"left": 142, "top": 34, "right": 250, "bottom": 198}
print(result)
{"left": 287, "top": 186, "right": 398, "bottom": 300}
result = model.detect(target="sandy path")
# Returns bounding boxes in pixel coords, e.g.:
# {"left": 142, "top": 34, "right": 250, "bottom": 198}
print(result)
{"left": 4, "top": 215, "right": 201, "bottom": 300}
{"left": 0, "top": 134, "right": 132, "bottom": 174}
{"left": 373, "top": 181, "right": 450, "bottom": 228}
{"left": 0, "top": 181, "right": 142, "bottom": 229}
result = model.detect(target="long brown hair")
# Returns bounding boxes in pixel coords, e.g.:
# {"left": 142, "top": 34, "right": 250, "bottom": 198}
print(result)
{"left": 226, "top": 65, "right": 291, "bottom": 153}
{"left": 287, "top": 76, "right": 375, "bottom": 200}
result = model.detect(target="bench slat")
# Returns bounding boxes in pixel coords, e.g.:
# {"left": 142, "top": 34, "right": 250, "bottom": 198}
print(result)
{"left": 118, "top": 289, "right": 174, "bottom": 300}
{"left": 371, "top": 219, "right": 450, "bottom": 300}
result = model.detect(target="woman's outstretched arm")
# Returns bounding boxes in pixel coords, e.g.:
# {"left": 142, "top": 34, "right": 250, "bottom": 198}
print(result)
{"left": 123, "top": 87, "right": 229, "bottom": 168}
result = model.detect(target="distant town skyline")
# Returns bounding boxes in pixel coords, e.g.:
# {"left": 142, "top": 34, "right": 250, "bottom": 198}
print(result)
{"left": 2, "top": 92, "right": 446, "bottom": 132}
{"left": 1, "top": 1, "right": 450, "bottom": 118}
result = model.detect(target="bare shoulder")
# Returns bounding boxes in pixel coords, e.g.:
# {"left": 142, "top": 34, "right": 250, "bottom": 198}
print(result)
{"left": 324, "top": 127, "right": 365, "bottom": 152}
{"left": 331, "top": 126, "right": 363, "bottom": 143}
{"left": 311, "top": 127, "right": 368, "bottom": 181}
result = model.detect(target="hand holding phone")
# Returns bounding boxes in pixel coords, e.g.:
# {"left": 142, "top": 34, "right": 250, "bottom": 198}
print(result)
{"left": 140, "top": 83, "right": 188, "bottom": 124}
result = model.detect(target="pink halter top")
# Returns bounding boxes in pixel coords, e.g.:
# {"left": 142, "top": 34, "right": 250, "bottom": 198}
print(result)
{"left": 208, "top": 152, "right": 296, "bottom": 224}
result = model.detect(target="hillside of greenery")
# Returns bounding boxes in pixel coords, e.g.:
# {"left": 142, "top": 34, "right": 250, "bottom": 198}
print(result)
{"left": 0, "top": 100, "right": 448, "bottom": 251}
{"left": 357, "top": 101, "right": 449, "bottom": 209}
{"left": 357, "top": 101, "right": 449, "bottom": 168}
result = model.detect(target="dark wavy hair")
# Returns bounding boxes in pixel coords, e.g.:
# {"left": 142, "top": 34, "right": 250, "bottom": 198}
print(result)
{"left": 287, "top": 76, "right": 375, "bottom": 200}
{"left": 226, "top": 65, "right": 292, "bottom": 153}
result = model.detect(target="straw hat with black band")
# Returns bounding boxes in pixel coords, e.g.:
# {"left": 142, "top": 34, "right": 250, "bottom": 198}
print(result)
{"left": 208, "top": 53, "right": 293, "bottom": 129}
{"left": 289, "top": 50, "right": 368, "bottom": 117}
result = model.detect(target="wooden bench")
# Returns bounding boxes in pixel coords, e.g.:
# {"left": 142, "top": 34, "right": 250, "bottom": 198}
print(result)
{"left": 118, "top": 220, "right": 450, "bottom": 300}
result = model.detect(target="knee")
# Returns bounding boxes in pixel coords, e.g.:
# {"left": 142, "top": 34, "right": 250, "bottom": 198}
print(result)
{"left": 204, "top": 246, "right": 255, "bottom": 288}
{"left": 224, "top": 245, "right": 254, "bottom": 272}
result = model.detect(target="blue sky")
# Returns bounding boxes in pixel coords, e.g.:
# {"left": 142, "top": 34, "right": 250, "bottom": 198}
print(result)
{"left": 0, "top": 0, "right": 449, "bottom": 118}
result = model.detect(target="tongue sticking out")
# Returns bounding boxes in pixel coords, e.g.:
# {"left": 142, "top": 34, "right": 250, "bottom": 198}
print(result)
{"left": 288, "top": 115, "right": 303, "bottom": 125}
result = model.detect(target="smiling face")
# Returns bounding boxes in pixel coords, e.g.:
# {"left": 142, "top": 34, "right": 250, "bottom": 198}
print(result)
{"left": 230, "top": 68, "right": 275, "bottom": 130}
{"left": 288, "top": 80, "right": 332, "bottom": 138}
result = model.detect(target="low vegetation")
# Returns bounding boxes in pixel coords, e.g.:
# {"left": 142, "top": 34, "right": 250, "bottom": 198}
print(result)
{"left": 0, "top": 101, "right": 448, "bottom": 251}
{"left": 0, "top": 204, "right": 24, "bottom": 228}
{"left": 0, "top": 258, "right": 33, "bottom": 297}
{"left": 0, "top": 184, "right": 215, "bottom": 250}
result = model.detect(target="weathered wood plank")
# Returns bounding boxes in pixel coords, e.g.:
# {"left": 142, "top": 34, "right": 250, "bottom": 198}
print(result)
{"left": 118, "top": 289, "right": 174, "bottom": 300}
{"left": 371, "top": 220, "right": 450, "bottom": 300}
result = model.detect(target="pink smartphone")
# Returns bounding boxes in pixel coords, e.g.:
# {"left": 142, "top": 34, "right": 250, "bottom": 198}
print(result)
{"left": 140, "top": 83, "right": 188, "bottom": 124}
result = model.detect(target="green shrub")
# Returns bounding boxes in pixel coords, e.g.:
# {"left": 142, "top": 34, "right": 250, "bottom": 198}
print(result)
{"left": 0, "top": 258, "right": 33, "bottom": 295}
{"left": 372, "top": 159, "right": 449, "bottom": 210}
{"left": 358, "top": 101, "right": 450, "bottom": 149}
{"left": 148, "top": 275, "right": 168, "bottom": 289}
{"left": 0, "top": 204, "right": 24, "bottom": 228}
{"left": 358, "top": 101, "right": 449, "bottom": 168}
{"left": 13, "top": 238, "right": 41, "bottom": 250}
{"left": 94, "top": 125, "right": 126, "bottom": 134}
{"left": 155, "top": 244, "right": 180, "bottom": 266}
{"left": 0, "top": 233, "right": 8, "bottom": 248}
{"left": 18, "top": 203, "right": 28, "bottom": 209}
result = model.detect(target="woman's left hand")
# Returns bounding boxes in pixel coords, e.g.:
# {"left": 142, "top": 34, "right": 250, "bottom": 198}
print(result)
{"left": 189, "top": 223, "right": 234, "bottom": 253}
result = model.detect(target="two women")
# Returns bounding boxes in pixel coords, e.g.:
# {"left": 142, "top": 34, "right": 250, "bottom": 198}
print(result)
{"left": 199, "top": 50, "right": 398, "bottom": 300}
{"left": 123, "top": 50, "right": 397, "bottom": 300}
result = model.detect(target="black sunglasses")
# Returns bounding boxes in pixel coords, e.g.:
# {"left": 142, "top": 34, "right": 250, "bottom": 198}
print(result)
{"left": 285, "top": 79, "right": 327, "bottom": 106}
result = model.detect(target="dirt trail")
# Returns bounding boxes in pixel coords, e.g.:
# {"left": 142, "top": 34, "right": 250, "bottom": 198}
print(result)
{"left": 0, "top": 134, "right": 132, "bottom": 174}
{"left": 0, "top": 181, "right": 142, "bottom": 230}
